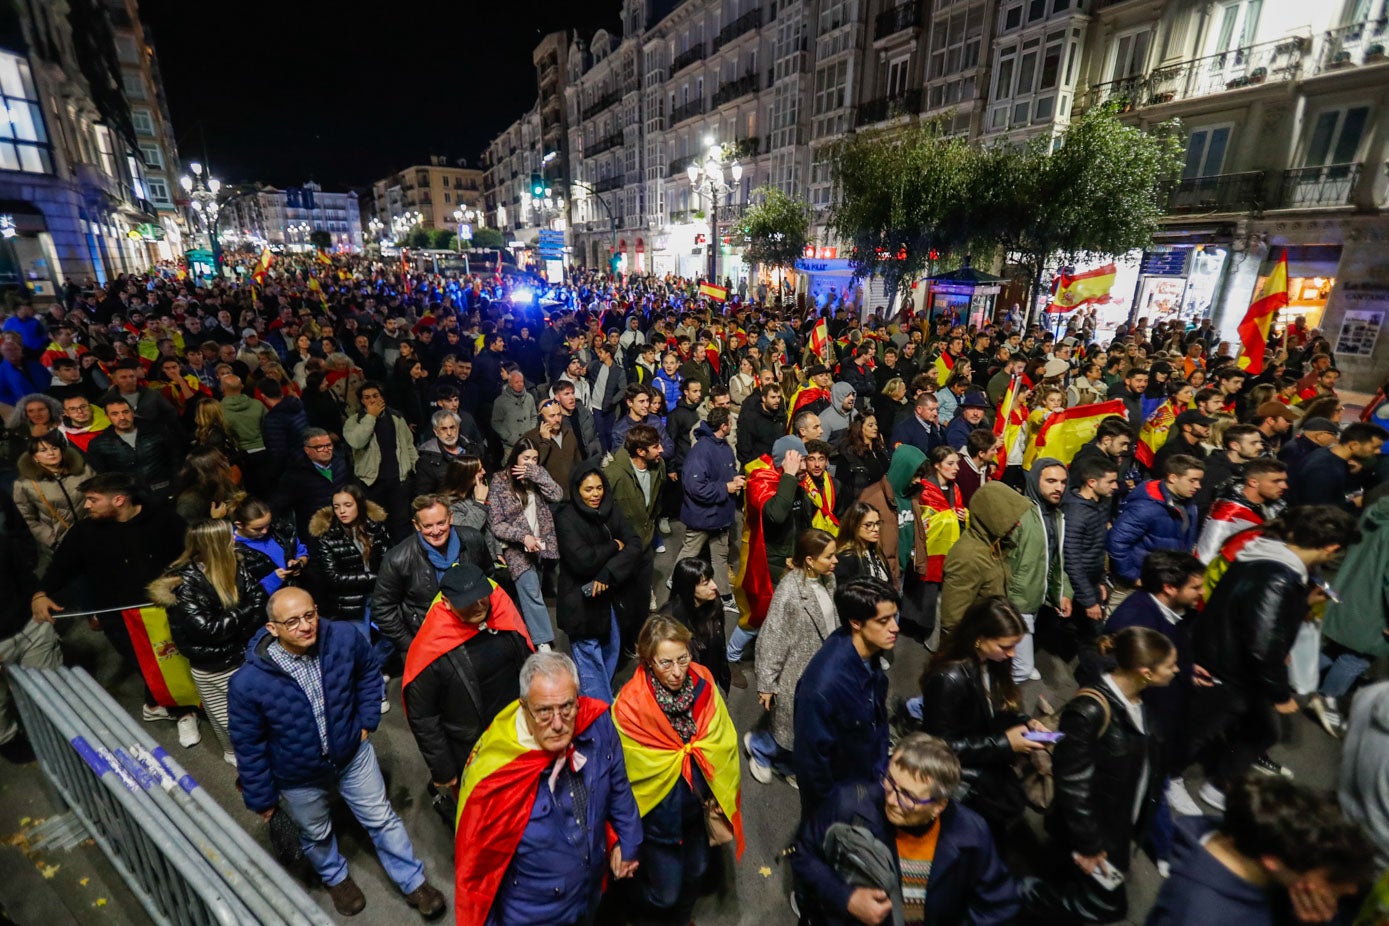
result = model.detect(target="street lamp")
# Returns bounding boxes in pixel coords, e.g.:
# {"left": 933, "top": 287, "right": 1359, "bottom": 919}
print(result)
{"left": 453, "top": 207, "right": 477, "bottom": 253}
{"left": 686, "top": 136, "right": 742, "bottom": 283}
{"left": 180, "top": 161, "right": 223, "bottom": 262}
{"left": 287, "top": 220, "right": 311, "bottom": 251}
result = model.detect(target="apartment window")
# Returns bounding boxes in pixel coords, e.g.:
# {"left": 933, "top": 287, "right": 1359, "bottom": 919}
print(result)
{"left": 1182, "top": 125, "right": 1232, "bottom": 178}
{"left": 123, "top": 71, "right": 145, "bottom": 100}
{"left": 443, "top": 191, "right": 451, "bottom": 203}
{"left": 147, "top": 176, "right": 171, "bottom": 206}
{"left": 887, "top": 57, "right": 910, "bottom": 97}
{"left": 1003, "top": 3, "right": 1022, "bottom": 29}
{"left": 0, "top": 53, "right": 51, "bottom": 174}
{"left": 994, "top": 48, "right": 1016, "bottom": 99}
{"left": 1304, "top": 106, "right": 1370, "bottom": 167}
{"left": 813, "top": 60, "right": 849, "bottom": 114}
{"left": 127, "top": 156, "right": 146, "bottom": 200}
{"left": 1040, "top": 38, "right": 1063, "bottom": 88}
{"left": 1017, "top": 47, "right": 1038, "bottom": 95}
{"left": 1110, "top": 29, "right": 1152, "bottom": 81}
{"left": 1209, "top": 0, "right": 1262, "bottom": 54}
{"left": 1028, "top": 0, "right": 1047, "bottom": 22}
{"left": 139, "top": 143, "right": 162, "bottom": 170}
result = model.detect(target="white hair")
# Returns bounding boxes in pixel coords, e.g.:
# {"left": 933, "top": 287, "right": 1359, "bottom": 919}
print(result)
{"left": 519, "top": 651, "right": 579, "bottom": 699}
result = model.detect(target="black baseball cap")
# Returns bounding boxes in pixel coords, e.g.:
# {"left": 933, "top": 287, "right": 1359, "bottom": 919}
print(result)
{"left": 1174, "top": 410, "right": 1216, "bottom": 428}
{"left": 439, "top": 563, "right": 491, "bottom": 611}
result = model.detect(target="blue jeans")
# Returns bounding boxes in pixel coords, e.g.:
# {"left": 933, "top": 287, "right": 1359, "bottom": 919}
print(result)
{"left": 571, "top": 608, "right": 620, "bottom": 702}
{"left": 1319, "top": 650, "right": 1372, "bottom": 699}
{"left": 726, "top": 625, "right": 757, "bottom": 663}
{"left": 513, "top": 568, "right": 556, "bottom": 645}
{"left": 746, "top": 729, "right": 794, "bottom": 776}
{"left": 278, "top": 740, "right": 425, "bottom": 893}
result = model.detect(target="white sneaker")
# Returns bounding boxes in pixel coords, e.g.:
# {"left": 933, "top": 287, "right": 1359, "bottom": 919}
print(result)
{"left": 785, "top": 774, "right": 799, "bottom": 791}
{"left": 659, "top": 518, "right": 671, "bottom": 534}
{"left": 177, "top": 713, "right": 201, "bottom": 748}
{"left": 223, "top": 751, "right": 238, "bottom": 768}
{"left": 1028, "top": 668, "right": 1042, "bottom": 681}
{"left": 721, "top": 596, "right": 740, "bottom": 613}
{"left": 142, "top": 704, "right": 172, "bottom": 722}
{"left": 1198, "top": 781, "right": 1226, "bottom": 812}
{"left": 1156, "top": 860, "right": 1171, "bottom": 879}
{"left": 380, "top": 698, "right": 391, "bottom": 714}
{"left": 1165, "top": 778, "right": 1204, "bottom": 817}
{"left": 743, "top": 733, "right": 773, "bottom": 784}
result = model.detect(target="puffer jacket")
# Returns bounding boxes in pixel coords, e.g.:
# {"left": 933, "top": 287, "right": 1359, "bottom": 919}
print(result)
{"left": 1049, "top": 680, "right": 1162, "bottom": 869}
{"left": 939, "top": 483, "right": 1032, "bottom": 637}
{"left": 307, "top": 501, "right": 390, "bottom": 624}
{"left": 554, "top": 462, "right": 643, "bottom": 640}
{"left": 1191, "top": 535, "right": 1308, "bottom": 705}
{"left": 1061, "top": 487, "right": 1109, "bottom": 610}
{"left": 371, "top": 526, "right": 491, "bottom": 653}
{"left": 149, "top": 558, "right": 268, "bottom": 672}
{"left": 1107, "top": 479, "right": 1199, "bottom": 583}
{"left": 13, "top": 447, "right": 93, "bottom": 550}
{"left": 680, "top": 421, "right": 739, "bottom": 531}
{"left": 228, "top": 621, "right": 382, "bottom": 813}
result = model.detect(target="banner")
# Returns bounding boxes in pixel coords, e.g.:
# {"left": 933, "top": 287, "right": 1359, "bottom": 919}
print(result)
{"left": 122, "top": 606, "right": 200, "bottom": 708}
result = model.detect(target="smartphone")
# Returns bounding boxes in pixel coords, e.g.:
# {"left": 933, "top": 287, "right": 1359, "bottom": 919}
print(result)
{"left": 1311, "top": 577, "right": 1342, "bottom": 605}
{"left": 581, "top": 581, "right": 595, "bottom": 598}
{"left": 1075, "top": 854, "right": 1125, "bottom": 891}
{"left": 1023, "top": 730, "right": 1065, "bottom": 743}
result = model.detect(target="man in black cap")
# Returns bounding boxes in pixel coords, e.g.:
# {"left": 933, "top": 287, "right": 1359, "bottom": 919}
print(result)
{"left": 1151, "top": 409, "right": 1213, "bottom": 475}
{"left": 944, "top": 390, "right": 990, "bottom": 449}
{"left": 401, "top": 563, "right": 534, "bottom": 819}
{"left": 1278, "top": 417, "right": 1339, "bottom": 474}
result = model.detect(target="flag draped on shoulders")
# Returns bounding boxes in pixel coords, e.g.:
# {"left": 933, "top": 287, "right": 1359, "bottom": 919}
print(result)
{"left": 611, "top": 664, "right": 743, "bottom": 858}
{"left": 1236, "top": 250, "right": 1289, "bottom": 375}
{"left": 739, "top": 457, "right": 782, "bottom": 629}
{"left": 402, "top": 586, "right": 533, "bottom": 698}
{"left": 454, "top": 697, "right": 609, "bottom": 926}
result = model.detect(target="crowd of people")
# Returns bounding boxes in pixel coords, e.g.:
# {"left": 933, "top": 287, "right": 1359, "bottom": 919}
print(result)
{"left": 1, "top": 253, "right": 1388, "bottom": 926}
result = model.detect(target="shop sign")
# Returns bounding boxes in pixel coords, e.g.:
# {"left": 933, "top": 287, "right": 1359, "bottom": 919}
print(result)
{"left": 1334, "top": 291, "right": 1387, "bottom": 357}
{"left": 1139, "top": 247, "right": 1190, "bottom": 277}
{"left": 795, "top": 258, "right": 852, "bottom": 274}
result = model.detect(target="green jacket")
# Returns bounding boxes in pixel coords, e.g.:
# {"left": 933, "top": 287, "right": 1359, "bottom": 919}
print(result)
{"left": 604, "top": 448, "right": 666, "bottom": 547}
{"left": 341, "top": 408, "right": 418, "bottom": 487}
{"left": 220, "top": 394, "right": 266, "bottom": 451}
{"left": 885, "top": 445, "right": 927, "bottom": 577}
{"left": 940, "top": 482, "right": 1031, "bottom": 636}
{"left": 1006, "top": 501, "right": 1072, "bottom": 613}
{"left": 1322, "top": 496, "right": 1389, "bottom": 657}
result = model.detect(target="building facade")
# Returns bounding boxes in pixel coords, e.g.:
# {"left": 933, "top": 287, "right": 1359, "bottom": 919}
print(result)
{"left": 371, "top": 156, "right": 484, "bottom": 234}
{"left": 220, "top": 182, "right": 363, "bottom": 252}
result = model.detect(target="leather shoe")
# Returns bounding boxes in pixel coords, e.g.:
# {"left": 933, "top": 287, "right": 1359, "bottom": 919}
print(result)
{"left": 327, "top": 876, "right": 366, "bottom": 916}
{"left": 405, "top": 881, "right": 446, "bottom": 919}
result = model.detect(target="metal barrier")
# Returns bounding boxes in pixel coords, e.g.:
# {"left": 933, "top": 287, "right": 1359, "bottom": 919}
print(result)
{"left": 10, "top": 665, "right": 333, "bottom": 926}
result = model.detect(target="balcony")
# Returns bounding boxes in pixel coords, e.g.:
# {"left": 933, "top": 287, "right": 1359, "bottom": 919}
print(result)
{"left": 583, "top": 87, "right": 623, "bottom": 121}
{"left": 668, "top": 153, "right": 698, "bottom": 177}
{"left": 586, "top": 131, "right": 624, "bottom": 158}
{"left": 1082, "top": 34, "right": 1308, "bottom": 111}
{"left": 1274, "top": 163, "right": 1361, "bottom": 209}
{"left": 672, "top": 42, "right": 705, "bottom": 74}
{"left": 717, "top": 203, "right": 746, "bottom": 223}
{"left": 712, "top": 72, "right": 760, "bottom": 107}
{"left": 730, "top": 136, "right": 760, "bottom": 158}
{"left": 669, "top": 209, "right": 695, "bottom": 224}
{"left": 714, "top": 9, "right": 762, "bottom": 51}
{"left": 669, "top": 97, "right": 707, "bottom": 125}
{"left": 875, "top": 1, "right": 923, "bottom": 41}
{"left": 1315, "top": 18, "right": 1389, "bottom": 73}
{"left": 592, "top": 175, "right": 623, "bottom": 194}
{"left": 855, "top": 88, "right": 924, "bottom": 126}
{"left": 1166, "top": 171, "right": 1265, "bottom": 214}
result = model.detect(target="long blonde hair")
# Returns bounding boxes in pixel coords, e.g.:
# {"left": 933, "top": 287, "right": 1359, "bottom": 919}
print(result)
{"left": 170, "top": 519, "right": 240, "bottom": 608}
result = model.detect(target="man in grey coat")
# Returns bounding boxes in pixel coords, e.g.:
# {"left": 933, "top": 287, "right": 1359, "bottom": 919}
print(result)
{"left": 491, "top": 365, "right": 537, "bottom": 457}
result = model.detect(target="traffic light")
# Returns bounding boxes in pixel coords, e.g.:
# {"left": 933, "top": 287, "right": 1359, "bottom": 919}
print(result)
{"left": 530, "top": 173, "right": 544, "bottom": 197}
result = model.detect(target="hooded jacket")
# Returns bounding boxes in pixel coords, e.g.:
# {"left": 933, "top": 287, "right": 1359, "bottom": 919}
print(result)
{"left": 1339, "top": 680, "right": 1389, "bottom": 867}
{"left": 1007, "top": 457, "right": 1071, "bottom": 614}
{"left": 219, "top": 393, "right": 266, "bottom": 450}
{"left": 604, "top": 446, "right": 665, "bottom": 546}
{"left": 307, "top": 501, "right": 390, "bottom": 624}
{"left": 1145, "top": 817, "right": 1280, "bottom": 926}
{"left": 1321, "top": 495, "right": 1389, "bottom": 659}
{"left": 1107, "top": 479, "right": 1199, "bottom": 583}
{"left": 857, "top": 445, "right": 922, "bottom": 584}
{"left": 818, "top": 382, "right": 856, "bottom": 442}
{"left": 680, "top": 420, "right": 739, "bottom": 531}
{"left": 940, "top": 482, "right": 1032, "bottom": 636}
{"left": 554, "top": 461, "right": 643, "bottom": 639}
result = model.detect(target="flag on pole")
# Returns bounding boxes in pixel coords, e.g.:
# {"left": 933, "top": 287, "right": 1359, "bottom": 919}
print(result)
{"left": 316, "top": 249, "right": 331, "bottom": 266}
{"left": 251, "top": 247, "right": 273, "bottom": 285}
{"left": 698, "top": 282, "right": 728, "bottom": 302}
{"left": 1047, "top": 264, "right": 1118, "bottom": 313}
{"left": 122, "top": 606, "right": 200, "bottom": 708}
{"left": 1236, "top": 250, "right": 1289, "bottom": 375}
{"left": 993, "top": 375, "right": 1026, "bottom": 470}
{"left": 1027, "top": 399, "right": 1129, "bottom": 467}
{"left": 808, "top": 319, "right": 830, "bottom": 363}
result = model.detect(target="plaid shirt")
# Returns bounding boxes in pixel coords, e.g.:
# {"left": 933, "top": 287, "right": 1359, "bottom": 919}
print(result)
{"left": 267, "top": 640, "right": 329, "bottom": 753}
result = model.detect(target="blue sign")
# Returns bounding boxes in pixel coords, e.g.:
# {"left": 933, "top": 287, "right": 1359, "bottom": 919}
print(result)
{"left": 1140, "top": 247, "right": 1190, "bottom": 277}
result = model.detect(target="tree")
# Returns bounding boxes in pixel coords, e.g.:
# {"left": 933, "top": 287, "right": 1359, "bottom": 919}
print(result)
{"left": 405, "top": 226, "right": 433, "bottom": 249}
{"left": 431, "top": 229, "right": 457, "bottom": 250}
{"left": 734, "top": 186, "right": 812, "bottom": 276}
{"left": 470, "top": 227, "right": 505, "bottom": 250}
{"left": 970, "top": 103, "right": 1183, "bottom": 325}
{"left": 828, "top": 120, "right": 978, "bottom": 313}
{"left": 308, "top": 229, "right": 333, "bottom": 250}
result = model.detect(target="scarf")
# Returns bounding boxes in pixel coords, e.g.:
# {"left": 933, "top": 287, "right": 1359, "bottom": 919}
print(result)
{"left": 800, "top": 472, "right": 839, "bottom": 535}
{"left": 421, "top": 529, "right": 461, "bottom": 581}
{"left": 648, "top": 670, "right": 698, "bottom": 743}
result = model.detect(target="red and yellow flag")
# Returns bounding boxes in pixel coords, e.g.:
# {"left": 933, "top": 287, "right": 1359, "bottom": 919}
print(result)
{"left": 251, "top": 247, "right": 273, "bottom": 285}
{"left": 316, "top": 249, "right": 332, "bottom": 266}
{"left": 1048, "top": 263, "right": 1117, "bottom": 312}
{"left": 1028, "top": 399, "right": 1129, "bottom": 467}
{"left": 808, "top": 318, "right": 830, "bottom": 363}
{"left": 933, "top": 350, "right": 955, "bottom": 385}
{"left": 1236, "top": 250, "right": 1289, "bottom": 375}
{"left": 1135, "top": 398, "right": 1180, "bottom": 468}
{"left": 612, "top": 664, "right": 744, "bottom": 858}
{"left": 698, "top": 282, "right": 728, "bottom": 302}
{"left": 122, "top": 606, "right": 200, "bottom": 708}
{"left": 993, "top": 375, "right": 1026, "bottom": 470}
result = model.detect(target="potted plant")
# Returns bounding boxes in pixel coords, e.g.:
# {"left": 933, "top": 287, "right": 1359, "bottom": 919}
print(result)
{"left": 1330, "top": 49, "right": 1354, "bottom": 67}
{"left": 1247, "top": 66, "right": 1268, "bottom": 83}
{"left": 1151, "top": 90, "right": 1176, "bottom": 104}
{"left": 1226, "top": 75, "right": 1251, "bottom": 89}
{"left": 1368, "top": 43, "right": 1386, "bottom": 62}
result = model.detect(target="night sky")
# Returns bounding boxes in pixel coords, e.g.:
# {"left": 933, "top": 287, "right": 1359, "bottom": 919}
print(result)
{"left": 141, "top": 0, "right": 620, "bottom": 191}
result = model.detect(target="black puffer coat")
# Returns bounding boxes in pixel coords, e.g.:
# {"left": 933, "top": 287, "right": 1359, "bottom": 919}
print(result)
{"left": 307, "top": 501, "right": 390, "bottom": 623}
{"left": 1060, "top": 487, "right": 1109, "bottom": 610}
{"left": 554, "top": 461, "right": 642, "bottom": 640}
{"left": 150, "top": 558, "right": 268, "bottom": 672}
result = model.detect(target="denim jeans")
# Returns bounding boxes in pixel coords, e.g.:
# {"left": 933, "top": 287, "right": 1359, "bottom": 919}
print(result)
{"left": 745, "top": 729, "right": 794, "bottom": 777}
{"left": 1011, "top": 612, "right": 1038, "bottom": 682}
{"left": 571, "top": 608, "right": 620, "bottom": 702}
{"left": 513, "top": 568, "right": 556, "bottom": 645}
{"left": 1319, "top": 650, "right": 1373, "bottom": 699}
{"left": 278, "top": 739, "right": 426, "bottom": 893}
{"left": 726, "top": 625, "right": 757, "bottom": 663}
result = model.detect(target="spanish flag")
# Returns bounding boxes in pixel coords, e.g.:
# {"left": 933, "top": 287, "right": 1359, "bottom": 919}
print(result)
{"left": 808, "top": 318, "right": 830, "bottom": 363}
{"left": 122, "top": 606, "right": 200, "bottom": 708}
{"left": 316, "top": 249, "right": 332, "bottom": 266}
{"left": 1135, "top": 398, "right": 1181, "bottom": 468}
{"left": 1028, "top": 399, "right": 1128, "bottom": 467}
{"left": 251, "top": 247, "right": 273, "bottom": 285}
{"left": 933, "top": 351, "right": 955, "bottom": 385}
{"left": 1048, "top": 263, "right": 1117, "bottom": 312}
{"left": 699, "top": 282, "right": 728, "bottom": 302}
{"left": 455, "top": 698, "right": 610, "bottom": 926}
{"left": 993, "top": 375, "right": 1026, "bottom": 470}
{"left": 612, "top": 664, "right": 743, "bottom": 858}
{"left": 1236, "top": 250, "right": 1288, "bottom": 375}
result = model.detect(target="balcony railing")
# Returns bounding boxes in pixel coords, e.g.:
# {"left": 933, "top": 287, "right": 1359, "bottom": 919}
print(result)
{"left": 855, "top": 88, "right": 924, "bottom": 126}
{"left": 1082, "top": 34, "right": 1309, "bottom": 111}
{"left": 714, "top": 9, "right": 762, "bottom": 51}
{"left": 668, "top": 153, "right": 698, "bottom": 177}
{"left": 669, "top": 98, "right": 707, "bottom": 125}
{"left": 712, "top": 72, "right": 760, "bottom": 107}
{"left": 1315, "top": 18, "right": 1389, "bottom": 73}
{"left": 875, "top": 1, "right": 923, "bottom": 40}
{"left": 1166, "top": 171, "right": 1265, "bottom": 214}
{"left": 717, "top": 203, "right": 746, "bottom": 223}
{"left": 582, "top": 88, "right": 623, "bottom": 121}
{"left": 672, "top": 42, "right": 706, "bottom": 74}
{"left": 730, "top": 136, "right": 760, "bottom": 158}
{"left": 669, "top": 209, "right": 695, "bottom": 224}
{"left": 1274, "top": 163, "right": 1361, "bottom": 208}
{"left": 592, "top": 175, "right": 623, "bottom": 194}
{"left": 586, "top": 131, "right": 624, "bottom": 158}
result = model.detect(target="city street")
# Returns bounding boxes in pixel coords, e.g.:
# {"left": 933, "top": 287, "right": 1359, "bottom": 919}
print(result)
{"left": 0, "top": 520, "right": 1343, "bottom": 926}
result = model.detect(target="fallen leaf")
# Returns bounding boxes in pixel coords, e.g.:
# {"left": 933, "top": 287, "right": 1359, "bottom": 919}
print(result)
{"left": 758, "top": 865, "right": 772, "bottom": 877}
{"left": 80, "top": 877, "right": 90, "bottom": 887}
{"left": 18, "top": 817, "right": 30, "bottom": 826}
{"left": 95, "top": 898, "right": 107, "bottom": 907}
{"left": 39, "top": 863, "right": 60, "bottom": 879}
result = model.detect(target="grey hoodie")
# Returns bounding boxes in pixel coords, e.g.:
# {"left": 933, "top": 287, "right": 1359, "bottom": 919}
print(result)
{"left": 1340, "top": 680, "right": 1389, "bottom": 867}
{"left": 819, "top": 381, "right": 857, "bottom": 441}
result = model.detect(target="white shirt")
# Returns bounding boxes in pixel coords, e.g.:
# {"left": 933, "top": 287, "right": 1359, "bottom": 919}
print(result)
{"left": 1101, "top": 673, "right": 1148, "bottom": 823}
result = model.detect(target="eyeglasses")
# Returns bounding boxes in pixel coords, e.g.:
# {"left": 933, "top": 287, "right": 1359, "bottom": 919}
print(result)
{"left": 306, "top": 443, "right": 333, "bottom": 451}
{"left": 882, "top": 771, "right": 940, "bottom": 812}
{"left": 862, "top": 520, "right": 882, "bottom": 529}
{"left": 654, "top": 654, "right": 692, "bottom": 672}
{"left": 272, "top": 609, "right": 319, "bottom": 631}
{"left": 523, "top": 699, "right": 578, "bottom": 724}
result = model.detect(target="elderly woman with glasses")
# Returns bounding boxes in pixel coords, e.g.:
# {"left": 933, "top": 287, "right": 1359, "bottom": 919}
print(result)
{"left": 612, "top": 616, "right": 743, "bottom": 925}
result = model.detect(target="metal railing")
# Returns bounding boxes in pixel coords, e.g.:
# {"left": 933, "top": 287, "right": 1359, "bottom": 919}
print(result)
{"left": 669, "top": 97, "right": 707, "bottom": 125}
{"left": 875, "top": 0, "right": 923, "bottom": 40}
{"left": 1315, "top": 18, "right": 1389, "bottom": 72}
{"left": 582, "top": 87, "right": 623, "bottom": 121}
{"left": 856, "top": 88, "right": 924, "bottom": 126}
{"left": 1166, "top": 170, "right": 1265, "bottom": 214}
{"left": 592, "top": 174, "right": 623, "bottom": 194}
{"left": 586, "top": 131, "right": 624, "bottom": 158}
{"left": 714, "top": 9, "right": 762, "bottom": 50}
{"left": 1274, "top": 162, "right": 1362, "bottom": 208}
{"left": 713, "top": 72, "right": 760, "bottom": 107}
{"left": 672, "top": 42, "right": 706, "bottom": 73}
{"left": 11, "top": 665, "right": 332, "bottom": 926}
{"left": 1082, "top": 34, "right": 1309, "bottom": 111}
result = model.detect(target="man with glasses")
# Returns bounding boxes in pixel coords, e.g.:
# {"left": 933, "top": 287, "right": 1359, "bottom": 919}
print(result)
{"left": 791, "top": 733, "right": 1019, "bottom": 926}
{"left": 413, "top": 409, "right": 484, "bottom": 496}
{"left": 227, "top": 586, "right": 446, "bottom": 919}
{"left": 273, "top": 427, "right": 354, "bottom": 538}
{"left": 401, "top": 564, "right": 532, "bottom": 824}
{"left": 454, "top": 651, "right": 642, "bottom": 926}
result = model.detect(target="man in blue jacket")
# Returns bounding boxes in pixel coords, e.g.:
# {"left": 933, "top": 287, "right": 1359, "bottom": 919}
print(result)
{"left": 891, "top": 391, "right": 944, "bottom": 456}
{"left": 228, "top": 587, "right": 445, "bottom": 919}
{"left": 1107, "top": 454, "right": 1204, "bottom": 588}
{"left": 678, "top": 408, "right": 743, "bottom": 613}
{"left": 792, "top": 733, "right": 1019, "bottom": 926}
